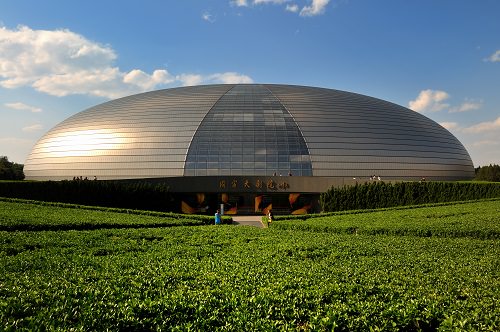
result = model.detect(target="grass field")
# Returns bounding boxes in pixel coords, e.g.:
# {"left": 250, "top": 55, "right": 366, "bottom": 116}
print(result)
{"left": 1, "top": 198, "right": 499, "bottom": 331}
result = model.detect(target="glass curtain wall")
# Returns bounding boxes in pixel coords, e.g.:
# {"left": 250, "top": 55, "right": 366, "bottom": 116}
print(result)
{"left": 184, "top": 85, "right": 312, "bottom": 176}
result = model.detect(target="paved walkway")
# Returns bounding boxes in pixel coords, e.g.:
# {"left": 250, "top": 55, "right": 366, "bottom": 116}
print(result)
{"left": 231, "top": 216, "right": 264, "bottom": 228}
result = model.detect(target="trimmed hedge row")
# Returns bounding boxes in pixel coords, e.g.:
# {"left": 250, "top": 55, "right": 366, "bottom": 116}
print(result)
{"left": 0, "top": 180, "right": 177, "bottom": 212}
{"left": 273, "top": 199, "right": 500, "bottom": 240}
{"left": 275, "top": 197, "right": 500, "bottom": 222}
{"left": 319, "top": 181, "right": 500, "bottom": 213}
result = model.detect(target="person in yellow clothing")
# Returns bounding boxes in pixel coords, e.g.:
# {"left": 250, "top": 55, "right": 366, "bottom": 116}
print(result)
{"left": 267, "top": 210, "right": 273, "bottom": 226}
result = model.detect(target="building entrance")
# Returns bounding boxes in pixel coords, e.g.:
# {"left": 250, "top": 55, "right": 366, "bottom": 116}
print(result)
{"left": 180, "top": 192, "right": 318, "bottom": 215}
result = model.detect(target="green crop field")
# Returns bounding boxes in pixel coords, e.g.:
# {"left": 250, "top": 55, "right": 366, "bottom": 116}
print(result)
{"left": 1, "top": 199, "right": 499, "bottom": 331}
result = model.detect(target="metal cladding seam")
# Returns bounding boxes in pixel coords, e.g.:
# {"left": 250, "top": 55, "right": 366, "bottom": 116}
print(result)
{"left": 23, "top": 84, "right": 475, "bottom": 181}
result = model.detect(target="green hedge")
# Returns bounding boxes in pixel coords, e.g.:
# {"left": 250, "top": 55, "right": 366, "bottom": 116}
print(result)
{"left": 319, "top": 181, "right": 500, "bottom": 212}
{"left": 274, "top": 199, "right": 500, "bottom": 240}
{"left": 0, "top": 180, "right": 177, "bottom": 212}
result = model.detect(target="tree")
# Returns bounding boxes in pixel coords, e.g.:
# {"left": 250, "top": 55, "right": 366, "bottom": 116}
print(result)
{"left": 0, "top": 156, "right": 25, "bottom": 180}
{"left": 475, "top": 164, "right": 500, "bottom": 182}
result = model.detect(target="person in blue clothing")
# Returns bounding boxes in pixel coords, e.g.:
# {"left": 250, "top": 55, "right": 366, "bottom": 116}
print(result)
{"left": 215, "top": 209, "right": 222, "bottom": 225}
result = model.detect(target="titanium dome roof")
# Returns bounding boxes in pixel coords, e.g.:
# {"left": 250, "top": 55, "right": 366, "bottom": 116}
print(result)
{"left": 24, "top": 84, "right": 474, "bottom": 181}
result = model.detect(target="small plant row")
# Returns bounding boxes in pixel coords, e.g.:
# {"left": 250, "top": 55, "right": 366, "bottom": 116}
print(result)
{"left": 274, "top": 199, "right": 500, "bottom": 240}
{"left": 319, "top": 181, "right": 500, "bottom": 212}
{"left": 275, "top": 197, "right": 500, "bottom": 222}
{"left": 0, "top": 197, "right": 230, "bottom": 223}
{"left": 0, "top": 198, "right": 230, "bottom": 231}
{"left": 1, "top": 223, "right": 499, "bottom": 330}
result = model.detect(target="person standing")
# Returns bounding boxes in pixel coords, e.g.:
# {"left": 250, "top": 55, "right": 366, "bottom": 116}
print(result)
{"left": 267, "top": 210, "right": 273, "bottom": 226}
{"left": 215, "top": 209, "right": 222, "bottom": 225}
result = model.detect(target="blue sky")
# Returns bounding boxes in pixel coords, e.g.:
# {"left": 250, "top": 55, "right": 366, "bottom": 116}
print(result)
{"left": 0, "top": 0, "right": 499, "bottom": 167}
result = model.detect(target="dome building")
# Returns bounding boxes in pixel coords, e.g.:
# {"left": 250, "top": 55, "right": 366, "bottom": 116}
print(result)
{"left": 24, "top": 84, "right": 474, "bottom": 214}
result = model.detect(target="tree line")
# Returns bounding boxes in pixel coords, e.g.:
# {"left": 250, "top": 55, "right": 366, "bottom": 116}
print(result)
{"left": 475, "top": 164, "right": 500, "bottom": 182}
{"left": 0, "top": 156, "right": 24, "bottom": 180}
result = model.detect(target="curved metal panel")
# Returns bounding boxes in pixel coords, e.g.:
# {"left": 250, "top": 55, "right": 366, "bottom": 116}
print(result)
{"left": 24, "top": 84, "right": 475, "bottom": 181}
{"left": 266, "top": 84, "right": 474, "bottom": 180}
{"left": 24, "top": 85, "right": 232, "bottom": 180}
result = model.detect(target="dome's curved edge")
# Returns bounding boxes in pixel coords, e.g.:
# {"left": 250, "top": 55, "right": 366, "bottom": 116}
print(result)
{"left": 24, "top": 83, "right": 475, "bottom": 182}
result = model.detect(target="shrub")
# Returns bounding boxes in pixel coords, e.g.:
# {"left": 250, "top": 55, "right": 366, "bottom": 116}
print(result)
{"left": 0, "top": 180, "right": 177, "bottom": 212}
{"left": 0, "top": 156, "right": 24, "bottom": 180}
{"left": 319, "top": 181, "right": 500, "bottom": 212}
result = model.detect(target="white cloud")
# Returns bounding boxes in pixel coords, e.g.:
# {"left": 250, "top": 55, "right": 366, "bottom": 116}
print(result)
{"left": 254, "top": 0, "right": 288, "bottom": 4}
{"left": 440, "top": 117, "right": 500, "bottom": 166}
{"left": 177, "top": 74, "right": 204, "bottom": 87}
{"left": 486, "top": 50, "right": 500, "bottom": 62}
{"left": 230, "top": 0, "right": 330, "bottom": 16}
{"left": 408, "top": 89, "right": 450, "bottom": 113}
{"left": 5, "top": 102, "right": 42, "bottom": 113}
{"left": 286, "top": 4, "right": 299, "bottom": 12}
{"left": 22, "top": 124, "right": 43, "bottom": 133}
{"left": 209, "top": 72, "right": 253, "bottom": 84}
{"left": 0, "top": 25, "right": 253, "bottom": 99}
{"left": 449, "top": 99, "right": 482, "bottom": 113}
{"left": 232, "top": 0, "right": 290, "bottom": 7}
{"left": 31, "top": 68, "right": 119, "bottom": 98}
{"left": 300, "top": 0, "right": 330, "bottom": 16}
{"left": 0, "top": 25, "right": 116, "bottom": 89}
{"left": 439, "top": 122, "right": 459, "bottom": 131}
{"left": 123, "top": 69, "right": 175, "bottom": 90}
{"left": 231, "top": 0, "right": 249, "bottom": 6}
{"left": 471, "top": 140, "right": 499, "bottom": 147}
{"left": 463, "top": 117, "right": 500, "bottom": 134}
{"left": 467, "top": 138, "right": 500, "bottom": 167}
{"left": 177, "top": 72, "right": 253, "bottom": 86}
{"left": 202, "top": 12, "right": 216, "bottom": 23}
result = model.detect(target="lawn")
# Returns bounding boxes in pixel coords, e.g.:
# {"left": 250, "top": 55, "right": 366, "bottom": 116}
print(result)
{"left": 1, "top": 198, "right": 499, "bottom": 331}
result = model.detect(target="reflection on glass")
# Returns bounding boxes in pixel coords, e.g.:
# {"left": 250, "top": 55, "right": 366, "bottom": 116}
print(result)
{"left": 184, "top": 85, "right": 312, "bottom": 176}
